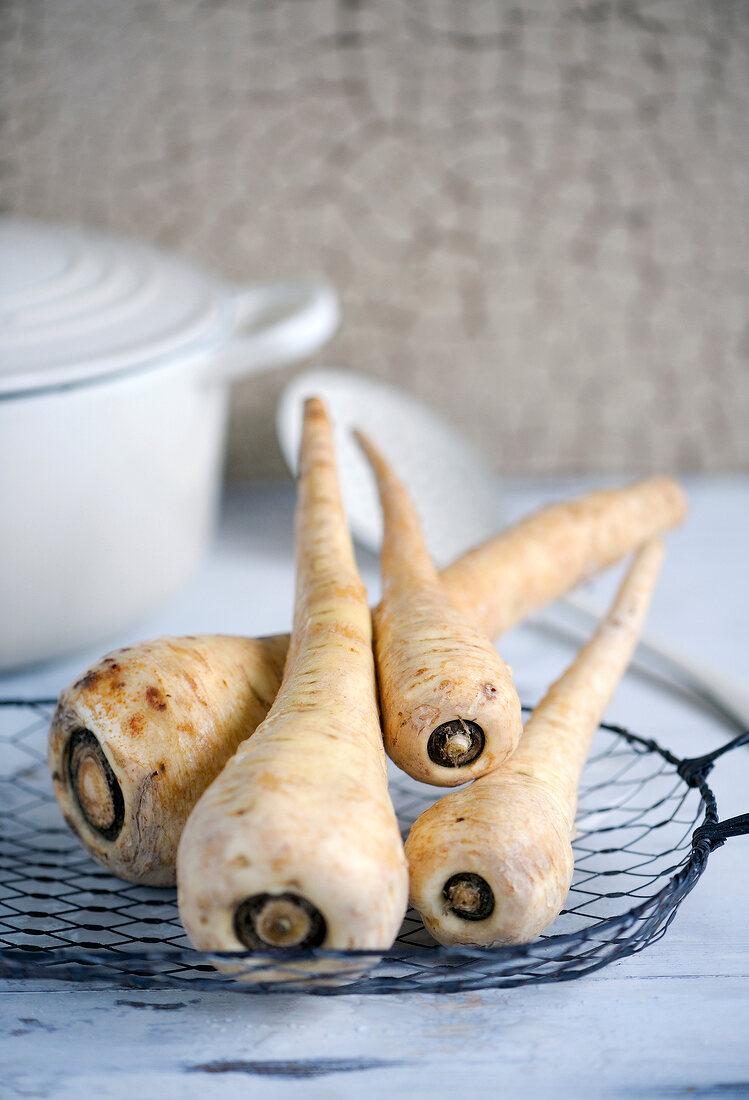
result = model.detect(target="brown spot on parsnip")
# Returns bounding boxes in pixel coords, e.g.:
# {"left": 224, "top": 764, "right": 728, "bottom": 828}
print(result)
{"left": 128, "top": 713, "right": 146, "bottom": 735}
{"left": 74, "top": 670, "right": 101, "bottom": 691}
{"left": 146, "top": 686, "right": 167, "bottom": 711}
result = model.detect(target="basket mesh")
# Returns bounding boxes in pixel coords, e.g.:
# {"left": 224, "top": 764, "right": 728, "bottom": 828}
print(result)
{"left": 0, "top": 699, "right": 718, "bottom": 994}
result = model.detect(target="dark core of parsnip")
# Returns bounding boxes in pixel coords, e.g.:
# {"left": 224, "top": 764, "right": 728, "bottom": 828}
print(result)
{"left": 176, "top": 398, "right": 408, "bottom": 968}
{"left": 49, "top": 476, "right": 686, "bottom": 885}
{"left": 405, "top": 540, "right": 665, "bottom": 948}
{"left": 355, "top": 430, "right": 523, "bottom": 786}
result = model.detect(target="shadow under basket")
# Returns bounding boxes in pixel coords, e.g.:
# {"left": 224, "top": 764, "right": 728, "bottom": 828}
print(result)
{"left": 1, "top": 699, "right": 747, "bottom": 995}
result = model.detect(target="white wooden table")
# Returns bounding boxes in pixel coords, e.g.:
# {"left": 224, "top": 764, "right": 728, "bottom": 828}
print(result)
{"left": 2, "top": 478, "right": 748, "bottom": 1099}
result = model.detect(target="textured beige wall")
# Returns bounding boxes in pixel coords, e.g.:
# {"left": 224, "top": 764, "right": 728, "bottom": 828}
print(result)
{"left": 2, "top": 0, "right": 748, "bottom": 477}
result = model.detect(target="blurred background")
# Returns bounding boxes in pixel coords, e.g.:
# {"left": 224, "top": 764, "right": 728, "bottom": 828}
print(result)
{"left": 2, "top": 0, "right": 748, "bottom": 478}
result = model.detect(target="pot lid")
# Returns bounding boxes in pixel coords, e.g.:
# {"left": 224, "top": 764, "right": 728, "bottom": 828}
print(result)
{"left": 0, "top": 217, "right": 227, "bottom": 395}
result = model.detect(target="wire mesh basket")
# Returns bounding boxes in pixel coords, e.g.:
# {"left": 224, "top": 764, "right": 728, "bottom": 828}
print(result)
{"left": 1, "top": 698, "right": 747, "bottom": 994}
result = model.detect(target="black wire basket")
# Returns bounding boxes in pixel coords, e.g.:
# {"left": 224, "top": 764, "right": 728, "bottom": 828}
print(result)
{"left": 1, "top": 698, "right": 747, "bottom": 994}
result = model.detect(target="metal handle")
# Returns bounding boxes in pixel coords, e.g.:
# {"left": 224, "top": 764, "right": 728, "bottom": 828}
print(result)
{"left": 680, "top": 730, "right": 749, "bottom": 851}
{"left": 208, "top": 281, "right": 340, "bottom": 382}
{"left": 693, "top": 814, "right": 749, "bottom": 849}
{"left": 678, "top": 729, "right": 749, "bottom": 785}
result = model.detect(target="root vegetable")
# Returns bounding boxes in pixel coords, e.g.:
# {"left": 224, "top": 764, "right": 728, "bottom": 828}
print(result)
{"left": 405, "top": 541, "right": 665, "bottom": 947}
{"left": 176, "top": 398, "right": 408, "bottom": 980}
{"left": 441, "top": 476, "right": 683, "bottom": 638}
{"left": 356, "top": 430, "right": 522, "bottom": 785}
{"left": 49, "top": 477, "right": 685, "bottom": 885}
{"left": 48, "top": 635, "right": 288, "bottom": 885}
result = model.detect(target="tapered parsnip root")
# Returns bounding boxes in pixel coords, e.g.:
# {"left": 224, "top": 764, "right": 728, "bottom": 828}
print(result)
{"left": 441, "top": 476, "right": 684, "bottom": 638}
{"left": 177, "top": 398, "right": 408, "bottom": 983}
{"left": 48, "top": 635, "right": 287, "bottom": 885}
{"left": 50, "top": 477, "right": 685, "bottom": 884}
{"left": 406, "top": 541, "right": 665, "bottom": 947}
{"left": 356, "top": 430, "right": 522, "bottom": 786}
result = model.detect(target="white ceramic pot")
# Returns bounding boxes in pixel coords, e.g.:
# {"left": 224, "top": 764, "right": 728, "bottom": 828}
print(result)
{"left": 0, "top": 218, "right": 339, "bottom": 669}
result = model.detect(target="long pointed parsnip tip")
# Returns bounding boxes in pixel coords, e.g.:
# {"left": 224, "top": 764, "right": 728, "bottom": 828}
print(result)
{"left": 352, "top": 429, "right": 387, "bottom": 480}
{"left": 351, "top": 427, "right": 369, "bottom": 453}
{"left": 177, "top": 395, "right": 408, "bottom": 982}
{"left": 441, "top": 475, "right": 685, "bottom": 639}
{"left": 303, "top": 395, "right": 327, "bottom": 422}
{"left": 356, "top": 425, "right": 523, "bottom": 786}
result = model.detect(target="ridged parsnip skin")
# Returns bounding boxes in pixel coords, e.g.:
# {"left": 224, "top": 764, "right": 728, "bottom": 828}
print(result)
{"left": 406, "top": 541, "right": 665, "bottom": 947}
{"left": 177, "top": 399, "right": 408, "bottom": 981}
{"left": 49, "top": 476, "right": 685, "bottom": 884}
{"left": 440, "top": 476, "right": 685, "bottom": 638}
{"left": 48, "top": 635, "right": 288, "bottom": 885}
{"left": 357, "top": 431, "right": 522, "bottom": 786}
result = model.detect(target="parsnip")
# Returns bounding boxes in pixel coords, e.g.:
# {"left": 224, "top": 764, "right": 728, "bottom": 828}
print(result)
{"left": 406, "top": 541, "right": 665, "bottom": 947}
{"left": 356, "top": 430, "right": 522, "bottom": 785}
{"left": 441, "top": 476, "right": 683, "bottom": 638}
{"left": 176, "top": 398, "right": 408, "bottom": 978}
{"left": 49, "top": 477, "right": 685, "bottom": 884}
{"left": 48, "top": 635, "right": 287, "bottom": 885}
